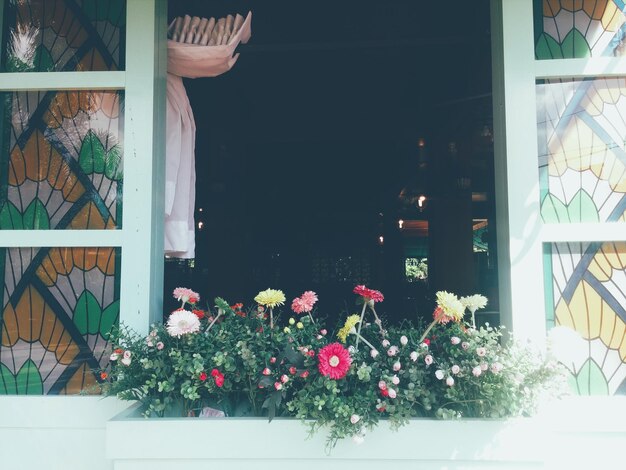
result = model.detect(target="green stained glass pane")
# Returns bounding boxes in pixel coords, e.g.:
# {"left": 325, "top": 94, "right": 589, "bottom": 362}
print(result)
{"left": 1, "top": 0, "right": 126, "bottom": 72}
{"left": 543, "top": 241, "right": 626, "bottom": 396}
{"left": 0, "top": 90, "right": 124, "bottom": 230}
{"left": 0, "top": 246, "right": 121, "bottom": 395}
{"left": 534, "top": 0, "right": 626, "bottom": 59}
{"left": 537, "top": 78, "right": 626, "bottom": 223}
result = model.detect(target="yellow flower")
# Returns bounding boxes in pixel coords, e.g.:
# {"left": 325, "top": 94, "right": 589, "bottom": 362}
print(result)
{"left": 296, "top": 322, "right": 304, "bottom": 329}
{"left": 254, "top": 289, "right": 286, "bottom": 308}
{"left": 435, "top": 291, "right": 465, "bottom": 322}
{"left": 337, "top": 314, "right": 361, "bottom": 343}
{"left": 289, "top": 318, "right": 295, "bottom": 325}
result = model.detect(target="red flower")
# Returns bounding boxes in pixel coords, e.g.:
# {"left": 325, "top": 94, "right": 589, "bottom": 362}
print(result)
{"left": 192, "top": 309, "right": 205, "bottom": 319}
{"left": 289, "top": 366, "right": 297, "bottom": 375}
{"left": 300, "top": 370, "right": 309, "bottom": 378}
{"left": 377, "top": 406, "right": 386, "bottom": 413}
{"left": 114, "top": 348, "right": 123, "bottom": 354}
{"left": 307, "top": 350, "right": 315, "bottom": 357}
{"left": 100, "top": 371, "right": 108, "bottom": 380}
{"left": 199, "top": 372, "right": 208, "bottom": 381}
{"left": 380, "top": 388, "right": 389, "bottom": 397}
{"left": 423, "top": 338, "right": 431, "bottom": 346}
{"left": 211, "top": 369, "right": 224, "bottom": 387}
{"left": 353, "top": 285, "right": 384, "bottom": 303}
{"left": 317, "top": 343, "right": 352, "bottom": 380}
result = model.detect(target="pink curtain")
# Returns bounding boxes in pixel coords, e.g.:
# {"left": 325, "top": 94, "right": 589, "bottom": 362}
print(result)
{"left": 165, "top": 12, "right": 252, "bottom": 258}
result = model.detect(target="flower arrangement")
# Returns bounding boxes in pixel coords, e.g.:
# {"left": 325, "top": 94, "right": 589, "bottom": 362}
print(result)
{"left": 102, "top": 286, "right": 567, "bottom": 450}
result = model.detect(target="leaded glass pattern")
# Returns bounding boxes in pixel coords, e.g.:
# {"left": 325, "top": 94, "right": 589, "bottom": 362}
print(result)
{"left": 0, "top": 246, "right": 120, "bottom": 394}
{"left": 537, "top": 78, "right": 626, "bottom": 223}
{"left": 544, "top": 241, "right": 626, "bottom": 395}
{"left": 534, "top": 0, "right": 626, "bottom": 59}
{"left": 2, "top": 0, "right": 126, "bottom": 72}
{"left": 0, "top": 89, "right": 124, "bottom": 230}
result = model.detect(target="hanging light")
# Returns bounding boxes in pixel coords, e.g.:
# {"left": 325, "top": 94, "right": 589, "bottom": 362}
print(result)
{"left": 398, "top": 219, "right": 404, "bottom": 229}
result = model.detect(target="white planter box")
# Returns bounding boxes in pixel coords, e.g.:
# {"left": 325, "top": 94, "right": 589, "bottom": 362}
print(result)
{"left": 106, "top": 398, "right": 626, "bottom": 469}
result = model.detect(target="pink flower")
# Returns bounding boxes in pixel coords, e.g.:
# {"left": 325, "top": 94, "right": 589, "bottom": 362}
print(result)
{"left": 289, "top": 366, "right": 297, "bottom": 375}
{"left": 461, "top": 342, "right": 470, "bottom": 350}
{"left": 393, "top": 361, "right": 401, "bottom": 371}
{"left": 371, "top": 349, "right": 379, "bottom": 359}
{"left": 270, "top": 357, "right": 277, "bottom": 364}
{"left": 410, "top": 351, "right": 418, "bottom": 362}
{"left": 353, "top": 285, "right": 384, "bottom": 303}
{"left": 146, "top": 340, "right": 154, "bottom": 347}
{"left": 391, "top": 375, "right": 400, "bottom": 385}
{"left": 156, "top": 342, "right": 164, "bottom": 350}
{"left": 262, "top": 368, "right": 271, "bottom": 376}
{"left": 472, "top": 366, "right": 482, "bottom": 377}
{"left": 476, "top": 347, "right": 487, "bottom": 357}
{"left": 446, "top": 376, "right": 455, "bottom": 387}
{"left": 172, "top": 287, "right": 200, "bottom": 304}
{"left": 400, "top": 335, "right": 408, "bottom": 346}
{"left": 387, "top": 346, "right": 399, "bottom": 356}
{"left": 424, "top": 355, "right": 433, "bottom": 365}
{"left": 320, "top": 329, "right": 327, "bottom": 336}
{"left": 350, "top": 414, "right": 360, "bottom": 424}
{"left": 317, "top": 343, "right": 352, "bottom": 379}
{"left": 378, "top": 380, "right": 387, "bottom": 390}
{"left": 121, "top": 357, "right": 131, "bottom": 366}
{"left": 281, "top": 374, "right": 289, "bottom": 383}
{"left": 480, "top": 362, "right": 488, "bottom": 371}
{"left": 291, "top": 291, "right": 318, "bottom": 314}
{"left": 435, "top": 370, "right": 444, "bottom": 380}
{"left": 274, "top": 382, "right": 283, "bottom": 391}
{"left": 451, "top": 365, "right": 460, "bottom": 375}
{"left": 388, "top": 388, "right": 397, "bottom": 399}
{"left": 450, "top": 336, "right": 461, "bottom": 345}
{"left": 382, "top": 339, "right": 390, "bottom": 348}
{"left": 300, "top": 370, "right": 310, "bottom": 378}
{"left": 109, "top": 353, "right": 119, "bottom": 361}
{"left": 491, "top": 362, "right": 503, "bottom": 374}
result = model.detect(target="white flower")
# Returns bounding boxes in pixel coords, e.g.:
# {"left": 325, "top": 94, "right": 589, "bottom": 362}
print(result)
{"left": 123, "top": 350, "right": 131, "bottom": 359}
{"left": 446, "top": 376, "right": 455, "bottom": 387}
{"left": 480, "top": 362, "right": 488, "bottom": 371}
{"left": 166, "top": 309, "right": 201, "bottom": 337}
{"left": 451, "top": 365, "right": 460, "bottom": 375}
{"left": 410, "top": 351, "right": 418, "bottom": 362}
{"left": 400, "top": 335, "right": 408, "bottom": 346}
{"left": 156, "top": 342, "right": 164, "bottom": 350}
{"left": 378, "top": 380, "right": 387, "bottom": 390}
{"left": 461, "top": 342, "right": 470, "bottom": 350}
{"left": 476, "top": 347, "right": 487, "bottom": 357}
{"left": 460, "top": 294, "right": 488, "bottom": 313}
{"left": 382, "top": 339, "right": 390, "bottom": 348}
{"left": 146, "top": 340, "right": 154, "bottom": 347}
{"left": 348, "top": 346, "right": 356, "bottom": 354}
{"left": 350, "top": 414, "right": 360, "bottom": 424}
{"left": 121, "top": 357, "right": 131, "bottom": 366}
{"left": 491, "top": 362, "right": 504, "bottom": 374}
{"left": 424, "top": 355, "right": 433, "bottom": 365}
{"left": 472, "top": 366, "right": 482, "bottom": 377}
{"left": 388, "top": 388, "right": 397, "bottom": 398}
{"left": 420, "top": 342, "right": 429, "bottom": 349}
{"left": 281, "top": 374, "right": 289, "bottom": 383}
{"left": 450, "top": 336, "right": 461, "bottom": 345}
{"left": 371, "top": 349, "right": 379, "bottom": 359}
{"left": 435, "top": 370, "right": 444, "bottom": 380}
{"left": 109, "top": 353, "right": 119, "bottom": 361}
{"left": 387, "top": 346, "right": 399, "bottom": 357}
{"left": 391, "top": 375, "right": 400, "bottom": 385}
{"left": 393, "top": 361, "right": 401, "bottom": 371}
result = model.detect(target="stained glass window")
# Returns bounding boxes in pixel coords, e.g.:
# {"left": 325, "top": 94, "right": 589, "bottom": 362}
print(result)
{"left": 0, "top": 89, "right": 124, "bottom": 230}
{"left": 1, "top": 0, "right": 126, "bottom": 72}
{"left": 0, "top": 246, "right": 120, "bottom": 394}
{"left": 537, "top": 77, "right": 626, "bottom": 223}
{"left": 544, "top": 241, "right": 626, "bottom": 395}
{"left": 534, "top": 0, "right": 626, "bottom": 59}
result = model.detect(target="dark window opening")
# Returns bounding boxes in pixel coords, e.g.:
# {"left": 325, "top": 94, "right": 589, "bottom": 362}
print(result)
{"left": 165, "top": 0, "right": 498, "bottom": 326}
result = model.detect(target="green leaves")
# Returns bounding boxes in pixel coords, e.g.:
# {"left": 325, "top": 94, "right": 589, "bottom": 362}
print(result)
{"left": 0, "top": 360, "right": 43, "bottom": 395}
{"left": 0, "top": 199, "right": 51, "bottom": 230}
{"left": 73, "top": 291, "right": 119, "bottom": 339}
{"left": 79, "top": 130, "right": 123, "bottom": 180}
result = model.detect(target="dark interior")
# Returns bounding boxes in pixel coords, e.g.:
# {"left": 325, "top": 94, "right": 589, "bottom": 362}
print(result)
{"left": 165, "top": 0, "right": 498, "bottom": 326}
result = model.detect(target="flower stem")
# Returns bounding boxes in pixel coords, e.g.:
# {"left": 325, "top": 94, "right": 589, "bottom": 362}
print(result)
{"left": 207, "top": 308, "right": 223, "bottom": 332}
{"left": 308, "top": 312, "right": 315, "bottom": 324}
{"left": 470, "top": 309, "right": 476, "bottom": 329}
{"left": 352, "top": 331, "right": 377, "bottom": 352}
{"left": 369, "top": 305, "right": 385, "bottom": 337}
{"left": 354, "top": 302, "right": 368, "bottom": 350}
{"left": 269, "top": 307, "right": 274, "bottom": 329}
{"left": 418, "top": 319, "right": 437, "bottom": 344}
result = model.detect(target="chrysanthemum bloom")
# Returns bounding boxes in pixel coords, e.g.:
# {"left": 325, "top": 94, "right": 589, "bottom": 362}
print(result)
{"left": 424, "top": 355, "right": 433, "bottom": 365}
{"left": 254, "top": 288, "right": 286, "bottom": 308}
{"left": 433, "top": 291, "right": 465, "bottom": 324}
{"left": 318, "top": 343, "right": 352, "bottom": 379}
{"left": 166, "top": 309, "right": 201, "bottom": 337}
{"left": 461, "top": 342, "right": 470, "bottom": 350}
{"left": 480, "top": 362, "right": 488, "bottom": 371}
{"left": 460, "top": 294, "right": 488, "bottom": 313}
{"left": 337, "top": 314, "right": 360, "bottom": 342}
{"left": 387, "top": 345, "right": 399, "bottom": 356}
{"left": 491, "top": 362, "right": 504, "bottom": 374}
{"left": 435, "top": 370, "right": 444, "bottom": 380}
{"left": 353, "top": 285, "right": 384, "bottom": 303}
{"left": 391, "top": 375, "right": 400, "bottom": 385}
{"left": 156, "top": 342, "right": 164, "bottom": 350}
{"left": 472, "top": 366, "right": 482, "bottom": 377}
{"left": 173, "top": 287, "right": 200, "bottom": 304}
{"left": 451, "top": 365, "right": 460, "bottom": 375}
{"left": 350, "top": 414, "right": 360, "bottom": 424}
{"left": 291, "top": 291, "right": 318, "bottom": 313}
{"left": 476, "top": 347, "right": 487, "bottom": 357}
{"left": 451, "top": 336, "right": 461, "bottom": 345}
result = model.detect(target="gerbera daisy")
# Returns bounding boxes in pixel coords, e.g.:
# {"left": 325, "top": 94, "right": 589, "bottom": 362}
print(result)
{"left": 291, "top": 290, "right": 318, "bottom": 314}
{"left": 353, "top": 285, "right": 384, "bottom": 303}
{"left": 166, "top": 309, "right": 201, "bottom": 337}
{"left": 433, "top": 291, "right": 464, "bottom": 324}
{"left": 318, "top": 343, "right": 352, "bottom": 379}
{"left": 254, "top": 289, "right": 286, "bottom": 308}
{"left": 172, "top": 287, "right": 200, "bottom": 304}
{"left": 337, "top": 314, "right": 360, "bottom": 343}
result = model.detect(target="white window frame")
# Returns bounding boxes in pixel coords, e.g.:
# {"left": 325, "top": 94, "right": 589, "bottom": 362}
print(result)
{"left": 491, "top": 0, "right": 626, "bottom": 342}
{"left": 0, "top": 0, "right": 167, "bottom": 334}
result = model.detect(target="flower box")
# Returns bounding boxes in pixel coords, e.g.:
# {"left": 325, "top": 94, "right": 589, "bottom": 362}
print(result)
{"left": 105, "top": 397, "right": 626, "bottom": 469}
